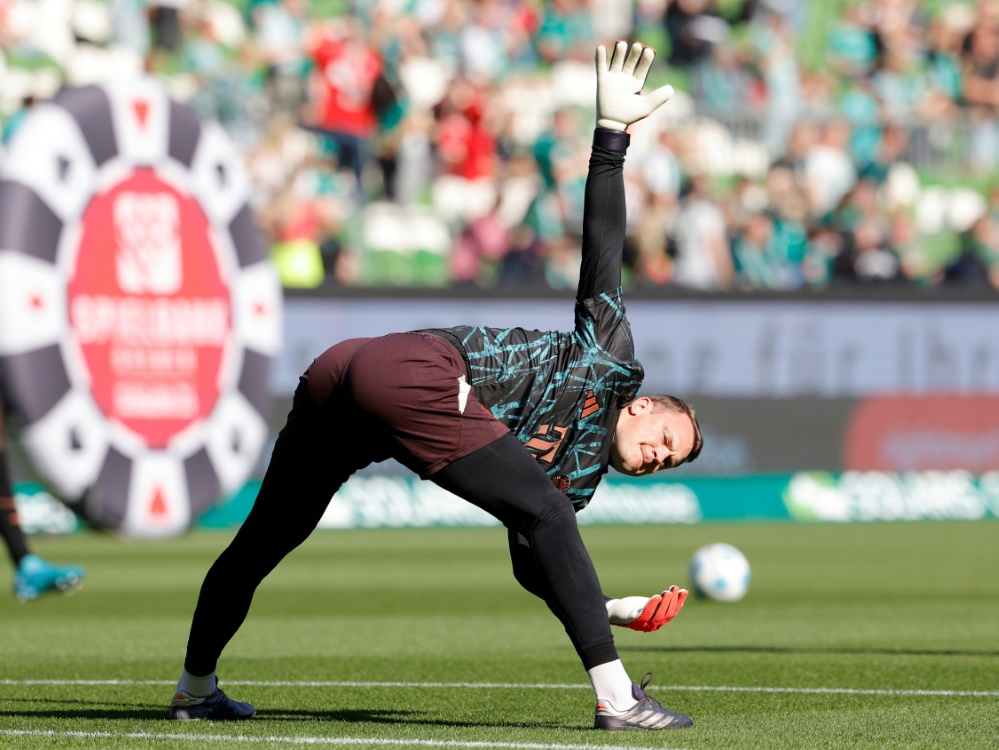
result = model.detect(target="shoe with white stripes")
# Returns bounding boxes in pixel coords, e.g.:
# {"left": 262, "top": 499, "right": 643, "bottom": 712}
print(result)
{"left": 169, "top": 682, "right": 256, "bottom": 721}
{"left": 594, "top": 674, "right": 693, "bottom": 730}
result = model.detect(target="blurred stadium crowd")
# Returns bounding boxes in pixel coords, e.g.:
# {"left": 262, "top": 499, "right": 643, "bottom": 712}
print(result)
{"left": 2, "top": 0, "right": 999, "bottom": 292}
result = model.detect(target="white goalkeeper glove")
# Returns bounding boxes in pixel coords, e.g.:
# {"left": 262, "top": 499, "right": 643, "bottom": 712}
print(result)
{"left": 595, "top": 41, "right": 674, "bottom": 132}
{"left": 606, "top": 586, "right": 688, "bottom": 632}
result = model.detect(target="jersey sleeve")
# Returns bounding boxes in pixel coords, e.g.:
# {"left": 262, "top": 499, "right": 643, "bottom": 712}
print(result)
{"left": 573, "top": 289, "right": 640, "bottom": 367}
{"left": 576, "top": 133, "right": 629, "bottom": 303}
{"left": 574, "top": 132, "right": 638, "bottom": 369}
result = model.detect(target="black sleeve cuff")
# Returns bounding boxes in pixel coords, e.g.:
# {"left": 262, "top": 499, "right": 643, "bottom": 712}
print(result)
{"left": 592, "top": 128, "right": 630, "bottom": 154}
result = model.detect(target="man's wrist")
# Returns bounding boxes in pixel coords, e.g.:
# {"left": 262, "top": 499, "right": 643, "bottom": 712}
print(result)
{"left": 592, "top": 128, "right": 630, "bottom": 154}
{"left": 595, "top": 117, "right": 627, "bottom": 132}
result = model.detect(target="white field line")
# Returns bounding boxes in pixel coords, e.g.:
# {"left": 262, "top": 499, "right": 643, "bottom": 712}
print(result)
{"left": 0, "top": 730, "right": 689, "bottom": 750}
{"left": 0, "top": 679, "right": 996, "bottom": 698}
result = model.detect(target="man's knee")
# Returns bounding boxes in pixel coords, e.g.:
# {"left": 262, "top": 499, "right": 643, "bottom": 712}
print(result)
{"left": 525, "top": 489, "right": 577, "bottom": 536}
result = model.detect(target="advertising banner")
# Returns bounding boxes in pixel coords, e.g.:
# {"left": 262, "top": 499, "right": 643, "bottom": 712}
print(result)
{"left": 186, "top": 470, "right": 999, "bottom": 531}
{"left": 0, "top": 80, "right": 282, "bottom": 537}
{"left": 844, "top": 396, "right": 999, "bottom": 472}
{"left": 259, "top": 296, "right": 999, "bottom": 475}
{"left": 273, "top": 297, "right": 999, "bottom": 399}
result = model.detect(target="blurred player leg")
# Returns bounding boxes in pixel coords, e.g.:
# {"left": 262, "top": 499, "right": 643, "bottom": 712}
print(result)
{"left": 1, "top": 434, "right": 85, "bottom": 602}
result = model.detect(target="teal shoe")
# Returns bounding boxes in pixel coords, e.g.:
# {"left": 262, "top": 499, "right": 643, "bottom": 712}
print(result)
{"left": 14, "top": 554, "right": 85, "bottom": 602}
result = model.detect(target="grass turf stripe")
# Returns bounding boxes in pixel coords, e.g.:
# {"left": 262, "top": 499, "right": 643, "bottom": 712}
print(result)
{"left": 0, "top": 729, "right": 690, "bottom": 749}
{"left": 0, "top": 680, "right": 996, "bottom": 697}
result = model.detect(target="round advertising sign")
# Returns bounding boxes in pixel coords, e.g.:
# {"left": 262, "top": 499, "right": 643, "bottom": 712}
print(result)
{"left": 0, "top": 79, "right": 282, "bottom": 537}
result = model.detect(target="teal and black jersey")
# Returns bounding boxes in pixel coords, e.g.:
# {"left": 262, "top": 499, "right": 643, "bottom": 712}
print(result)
{"left": 443, "top": 289, "right": 643, "bottom": 509}
{"left": 441, "top": 138, "right": 641, "bottom": 510}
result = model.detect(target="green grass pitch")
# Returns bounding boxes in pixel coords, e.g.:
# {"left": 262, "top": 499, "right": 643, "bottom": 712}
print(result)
{"left": 1, "top": 521, "right": 997, "bottom": 749}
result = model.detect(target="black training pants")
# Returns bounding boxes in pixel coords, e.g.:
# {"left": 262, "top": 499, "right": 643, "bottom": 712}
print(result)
{"left": 183, "top": 336, "right": 617, "bottom": 675}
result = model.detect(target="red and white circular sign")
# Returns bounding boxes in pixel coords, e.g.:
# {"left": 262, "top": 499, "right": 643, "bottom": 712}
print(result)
{"left": 69, "top": 168, "right": 231, "bottom": 448}
{"left": 0, "top": 78, "right": 282, "bottom": 537}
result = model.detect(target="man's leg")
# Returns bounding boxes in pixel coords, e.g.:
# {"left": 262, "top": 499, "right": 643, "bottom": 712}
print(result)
{"left": 342, "top": 334, "right": 615, "bottom": 667}
{"left": 181, "top": 389, "right": 368, "bottom": 680}
{"left": 171, "top": 336, "right": 383, "bottom": 720}
{"left": 323, "top": 333, "right": 687, "bottom": 726}
{"left": 0, "top": 448, "right": 29, "bottom": 567}
{"left": 432, "top": 433, "right": 616, "bottom": 670}
{"left": 176, "top": 336, "right": 383, "bottom": 697}
{"left": 1, "top": 446, "right": 85, "bottom": 601}
{"left": 171, "top": 389, "right": 370, "bottom": 720}
{"left": 433, "top": 436, "right": 692, "bottom": 729}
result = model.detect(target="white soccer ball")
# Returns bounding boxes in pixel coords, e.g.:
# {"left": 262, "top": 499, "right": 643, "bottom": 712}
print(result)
{"left": 689, "top": 543, "right": 751, "bottom": 603}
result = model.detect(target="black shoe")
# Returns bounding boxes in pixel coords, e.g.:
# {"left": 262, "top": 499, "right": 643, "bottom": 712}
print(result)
{"left": 169, "top": 682, "right": 256, "bottom": 721}
{"left": 594, "top": 674, "right": 693, "bottom": 730}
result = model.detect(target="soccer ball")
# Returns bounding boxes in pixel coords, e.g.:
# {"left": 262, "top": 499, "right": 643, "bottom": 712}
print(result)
{"left": 689, "top": 543, "right": 751, "bottom": 603}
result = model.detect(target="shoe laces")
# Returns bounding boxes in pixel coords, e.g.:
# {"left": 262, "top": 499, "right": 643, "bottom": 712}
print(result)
{"left": 637, "top": 673, "right": 666, "bottom": 711}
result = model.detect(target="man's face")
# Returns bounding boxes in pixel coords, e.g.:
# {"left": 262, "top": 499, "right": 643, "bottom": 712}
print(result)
{"left": 610, "top": 397, "right": 695, "bottom": 476}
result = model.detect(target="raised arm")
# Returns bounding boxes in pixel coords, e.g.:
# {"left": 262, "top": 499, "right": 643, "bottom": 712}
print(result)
{"left": 577, "top": 135, "right": 628, "bottom": 301}
{"left": 577, "top": 42, "right": 674, "bottom": 302}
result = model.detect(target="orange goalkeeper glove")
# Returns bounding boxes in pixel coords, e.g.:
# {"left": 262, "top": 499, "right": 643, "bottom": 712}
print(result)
{"left": 606, "top": 586, "right": 688, "bottom": 632}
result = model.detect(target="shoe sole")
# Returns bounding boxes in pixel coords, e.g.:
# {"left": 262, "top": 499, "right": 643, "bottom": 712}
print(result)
{"left": 595, "top": 715, "right": 693, "bottom": 730}
{"left": 169, "top": 708, "right": 257, "bottom": 721}
{"left": 15, "top": 577, "right": 84, "bottom": 603}
{"left": 169, "top": 704, "right": 257, "bottom": 721}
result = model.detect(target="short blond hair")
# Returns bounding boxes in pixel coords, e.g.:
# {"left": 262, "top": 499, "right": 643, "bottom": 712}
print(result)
{"left": 645, "top": 394, "right": 703, "bottom": 465}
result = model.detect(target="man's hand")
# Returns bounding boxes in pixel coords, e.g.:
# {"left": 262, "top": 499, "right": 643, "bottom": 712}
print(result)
{"left": 606, "top": 586, "right": 688, "bottom": 632}
{"left": 595, "top": 41, "right": 674, "bottom": 132}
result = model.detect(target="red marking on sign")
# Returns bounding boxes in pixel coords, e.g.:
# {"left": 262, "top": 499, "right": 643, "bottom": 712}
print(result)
{"left": 149, "top": 487, "right": 167, "bottom": 518}
{"left": 29, "top": 294, "right": 44, "bottom": 310}
{"left": 132, "top": 100, "right": 150, "bottom": 129}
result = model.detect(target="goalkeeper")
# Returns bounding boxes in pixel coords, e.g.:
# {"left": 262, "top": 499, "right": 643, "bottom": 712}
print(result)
{"left": 169, "top": 41, "right": 701, "bottom": 731}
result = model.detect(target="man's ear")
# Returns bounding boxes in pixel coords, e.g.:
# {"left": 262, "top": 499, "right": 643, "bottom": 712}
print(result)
{"left": 628, "top": 396, "right": 652, "bottom": 415}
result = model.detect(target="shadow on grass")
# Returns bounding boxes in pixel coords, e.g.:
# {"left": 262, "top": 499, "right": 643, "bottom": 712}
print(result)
{"left": 255, "top": 707, "right": 583, "bottom": 731}
{"left": 0, "top": 703, "right": 583, "bottom": 731}
{"left": 0, "top": 699, "right": 166, "bottom": 721}
{"left": 620, "top": 645, "right": 999, "bottom": 657}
